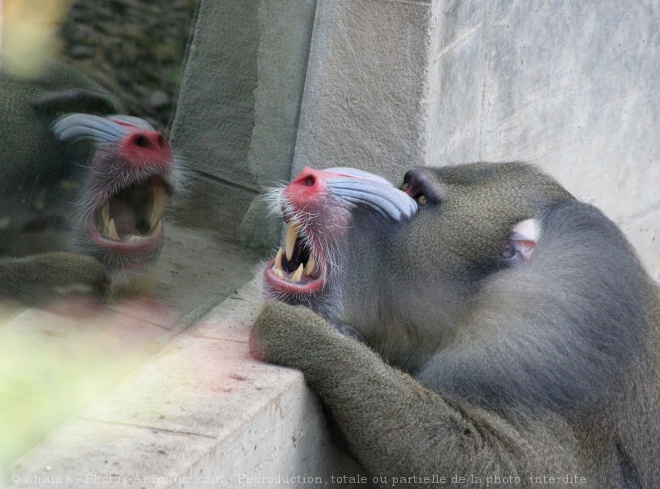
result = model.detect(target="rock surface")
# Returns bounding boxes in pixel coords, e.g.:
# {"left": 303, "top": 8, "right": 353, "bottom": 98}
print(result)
{"left": 59, "top": 0, "right": 198, "bottom": 134}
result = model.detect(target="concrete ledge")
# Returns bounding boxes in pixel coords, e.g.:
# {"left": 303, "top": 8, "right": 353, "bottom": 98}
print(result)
{"left": 6, "top": 280, "right": 361, "bottom": 488}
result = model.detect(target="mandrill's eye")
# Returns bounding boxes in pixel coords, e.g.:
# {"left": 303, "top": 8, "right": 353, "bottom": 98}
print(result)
{"left": 416, "top": 195, "right": 428, "bottom": 206}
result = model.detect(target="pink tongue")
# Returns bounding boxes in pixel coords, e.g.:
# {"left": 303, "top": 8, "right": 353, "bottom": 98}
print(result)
{"left": 110, "top": 199, "right": 138, "bottom": 236}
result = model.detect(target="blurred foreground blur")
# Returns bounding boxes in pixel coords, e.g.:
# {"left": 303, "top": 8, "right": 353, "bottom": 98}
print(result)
{"left": 0, "top": 296, "right": 180, "bottom": 465}
{"left": 1, "top": 0, "right": 72, "bottom": 78}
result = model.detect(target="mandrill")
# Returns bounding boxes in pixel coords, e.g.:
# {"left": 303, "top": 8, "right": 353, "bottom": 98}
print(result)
{"left": 251, "top": 163, "right": 660, "bottom": 488}
{"left": 0, "top": 60, "right": 184, "bottom": 306}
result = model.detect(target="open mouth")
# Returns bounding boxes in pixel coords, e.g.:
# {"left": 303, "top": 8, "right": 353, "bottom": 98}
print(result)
{"left": 91, "top": 178, "right": 167, "bottom": 248}
{"left": 264, "top": 221, "right": 325, "bottom": 294}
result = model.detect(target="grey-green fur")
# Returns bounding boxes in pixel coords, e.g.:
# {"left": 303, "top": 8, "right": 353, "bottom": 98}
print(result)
{"left": 251, "top": 162, "right": 660, "bottom": 488}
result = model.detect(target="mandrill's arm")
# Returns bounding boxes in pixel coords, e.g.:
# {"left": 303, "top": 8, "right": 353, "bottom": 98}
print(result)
{"left": 0, "top": 252, "right": 108, "bottom": 307}
{"left": 250, "top": 301, "right": 583, "bottom": 485}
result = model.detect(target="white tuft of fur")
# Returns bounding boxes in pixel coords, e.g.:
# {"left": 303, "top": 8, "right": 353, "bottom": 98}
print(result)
{"left": 262, "top": 183, "right": 287, "bottom": 216}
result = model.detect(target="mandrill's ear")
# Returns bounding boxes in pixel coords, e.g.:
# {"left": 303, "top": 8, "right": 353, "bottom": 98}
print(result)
{"left": 503, "top": 218, "right": 539, "bottom": 265}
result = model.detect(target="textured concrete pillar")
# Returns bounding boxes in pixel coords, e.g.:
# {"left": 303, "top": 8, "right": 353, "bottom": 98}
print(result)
{"left": 240, "top": 0, "right": 318, "bottom": 250}
{"left": 170, "top": 0, "right": 316, "bottom": 251}
{"left": 169, "top": 0, "right": 260, "bottom": 242}
{"left": 292, "top": 0, "right": 434, "bottom": 183}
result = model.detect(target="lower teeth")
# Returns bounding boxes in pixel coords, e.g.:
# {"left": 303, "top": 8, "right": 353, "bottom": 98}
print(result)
{"left": 291, "top": 264, "right": 304, "bottom": 282}
{"left": 272, "top": 247, "right": 316, "bottom": 283}
{"left": 108, "top": 218, "right": 120, "bottom": 240}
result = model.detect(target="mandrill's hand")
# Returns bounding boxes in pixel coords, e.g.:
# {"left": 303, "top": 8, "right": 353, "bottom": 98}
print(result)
{"left": 249, "top": 301, "right": 361, "bottom": 374}
{"left": 249, "top": 300, "right": 456, "bottom": 480}
{"left": 0, "top": 252, "right": 110, "bottom": 307}
{"left": 249, "top": 300, "right": 387, "bottom": 403}
{"left": 250, "top": 301, "right": 335, "bottom": 363}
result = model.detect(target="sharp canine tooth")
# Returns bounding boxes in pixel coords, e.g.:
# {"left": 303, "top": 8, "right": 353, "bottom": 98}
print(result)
{"left": 273, "top": 268, "right": 284, "bottom": 279}
{"left": 127, "top": 235, "right": 146, "bottom": 242}
{"left": 108, "top": 218, "right": 120, "bottom": 240}
{"left": 291, "top": 263, "right": 304, "bottom": 282}
{"left": 305, "top": 255, "right": 316, "bottom": 275}
{"left": 274, "top": 248, "right": 284, "bottom": 271}
{"left": 149, "top": 185, "right": 167, "bottom": 229}
{"left": 150, "top": 219, "right": 163, "bottom": 237}
{"left": 285, "top": 222, "right": 300, "bottom": 261}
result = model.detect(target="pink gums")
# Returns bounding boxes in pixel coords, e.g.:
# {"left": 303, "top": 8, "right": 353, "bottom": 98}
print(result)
{"left": 88, "top": 221, "right": 164, "bottom": 254}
